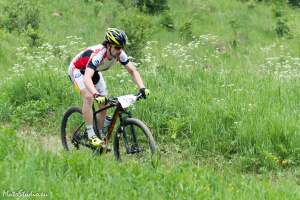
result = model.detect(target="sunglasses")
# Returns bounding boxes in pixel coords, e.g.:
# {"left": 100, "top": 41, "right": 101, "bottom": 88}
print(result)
{"left": 112, "top": 45, "right": 122, "bottom": 50}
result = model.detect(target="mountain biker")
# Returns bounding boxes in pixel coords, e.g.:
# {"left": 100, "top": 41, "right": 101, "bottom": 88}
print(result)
{"left": 68, "top": 28, "right": 150, "bottom": 147}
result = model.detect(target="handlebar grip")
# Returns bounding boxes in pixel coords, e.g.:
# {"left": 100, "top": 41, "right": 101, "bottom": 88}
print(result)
{"left": 136, "top": 92, "right": 143, "bottom": 100}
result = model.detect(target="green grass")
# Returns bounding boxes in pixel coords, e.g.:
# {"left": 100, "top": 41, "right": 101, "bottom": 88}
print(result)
{"left": 0, "top": 128, "right": 299, "bottom": 199}
{"left": 1, "top": 0, "right": 300, "bottom": 199}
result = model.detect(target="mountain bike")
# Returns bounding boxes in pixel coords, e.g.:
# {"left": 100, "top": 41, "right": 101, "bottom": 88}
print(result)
{"left": 60, "top": 92, "right": 156, "bottom": 161}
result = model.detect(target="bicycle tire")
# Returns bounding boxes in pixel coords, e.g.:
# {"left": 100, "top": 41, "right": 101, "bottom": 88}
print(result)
{"left": 61, "top": 107, "right": 84, "bottom": 151}
{"left": 113, "top": 118, "right": 156, "bottom": 161}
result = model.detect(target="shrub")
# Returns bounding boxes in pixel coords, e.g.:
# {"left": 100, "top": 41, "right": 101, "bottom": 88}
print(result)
{"left": 275, "top": 18, "right": 290, "bottom": 37}
{"left": 179, "top": 21, "right": 193, "bottom": 41}
{"left": 117, "top": 13, "right": 153, "bottom": 58}
{"left": 288, "top": 0, "right": 300, "bottom": 7}
{"left": 272, "top": 7, "right": 291, "bottom": 38}
{"left": 1, "top": 0, "right": 40, "bottom": 33}
{"left": 134, "top": 0, "right": 169, "bottom": 15}
{"left": 159, "top": 12, "right": 175, "bottom": 31}
{"left": 26, "top": 25, "right": 43, "bottom": 47}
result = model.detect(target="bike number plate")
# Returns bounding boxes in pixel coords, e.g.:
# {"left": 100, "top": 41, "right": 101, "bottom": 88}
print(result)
{"left": 117, "top": 95, "right": 137, "bottom": 109}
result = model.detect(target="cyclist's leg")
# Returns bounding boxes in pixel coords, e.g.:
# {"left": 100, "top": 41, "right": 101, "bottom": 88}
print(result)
{"left": 69, "top": 66, "right": 103, "bottom": 146}
{"left": 81, "top": 90, "right": 94, "bottom": 127}
{"left": 94, "top": 71, "right": 108, "bottom": 132}
{"left": 69, "top": 67, "right": 94, "bottom": 125}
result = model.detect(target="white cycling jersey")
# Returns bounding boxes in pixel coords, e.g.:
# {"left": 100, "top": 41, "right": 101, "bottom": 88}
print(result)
{"left": 68, "top": 44, "right": 129, "bottom": 96}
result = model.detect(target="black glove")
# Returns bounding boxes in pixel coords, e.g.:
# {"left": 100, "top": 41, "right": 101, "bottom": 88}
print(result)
{"left": 139, "top": 88, "right": 150, "bottom": 99}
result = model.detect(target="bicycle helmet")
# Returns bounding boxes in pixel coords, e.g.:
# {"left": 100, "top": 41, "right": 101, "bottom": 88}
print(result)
{"left": 105, "top": 28, "right": 127, "bottom": 48}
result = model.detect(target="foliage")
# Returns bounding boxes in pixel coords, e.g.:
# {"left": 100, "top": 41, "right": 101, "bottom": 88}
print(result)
{"left": 159, "top": 12, "right": 175, "bottom": 31}
{"left": 288, "top": 0, "right": 300, "bottom": 6}
{"left": 116, "top": 12, "right": 153, "bottom": 58}
{"left": 1, "top": 0, "right": 40, "bottom": 33}
{"left": 275, "top": 18, "right": 290, "bottom": 37}
{"left": 134, "top": 0, "right": 169, "bottom": 14}
{"left": 272, "top": 6, "right": 292, "bottom": 38}
{"left": 0, "top": 1, "right": 300, "bottom": 196}
{"left": 179, "top": 21, "right": 193, "bottom": 41}
{"left": 229, "top": 19, "right": 240, "bottom": 48}
{"left": 0, "top": 129, "right": 299, "bottom": 199}
{"left": 239, "top": 0, "right": 300, "bottom": 7}
{"left": 26, "top": 25, "right": 43, "bottom": 47}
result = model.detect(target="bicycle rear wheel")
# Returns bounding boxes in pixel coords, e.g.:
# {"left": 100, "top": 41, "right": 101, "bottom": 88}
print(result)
{"left": 113, "top": 118, "right": 156, "bottom": 161}
{"left": 61, "top": 107, "right": 86, "bottom": 151}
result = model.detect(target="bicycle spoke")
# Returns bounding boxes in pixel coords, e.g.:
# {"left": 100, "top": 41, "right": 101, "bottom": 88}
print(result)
{"left": 115, "top": 118, "right": 155, "bottom": 162}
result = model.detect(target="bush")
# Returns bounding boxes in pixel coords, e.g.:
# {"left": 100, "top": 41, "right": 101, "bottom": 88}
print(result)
{"left": 26, "top": 25, "right": 43, "bottom": 47}
{"left": 134, "top": 0, "right": 169, "bottom": 15}
{"left": 288, "top": 0, "right": 300, "bottom": 7}
{"left": 275, "top": 18, "right": 290, "bottom": 37}
{"left": 179, "top": 21, "right": 193, "bottom": 41}
{"left": 117, "top": 13, "right": 153, "bottom": 58}
{"left": 272, "top": 7, "right": 291, "bottom": 38}
{"left": 159, "top": 12, "right": 175, "bottom": 31}
{"left": 1, "top": 0, "right": 40, "bottom": 33}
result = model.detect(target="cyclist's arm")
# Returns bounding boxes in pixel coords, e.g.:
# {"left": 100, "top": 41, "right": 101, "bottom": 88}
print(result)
{"left": 125, "top": 61, "right": 145, "bottom": 89}
{"left": 83, "top": 68, "right": 99, "bottom": 95}
{"left": 119, "top": 50, "right": 145, "bottom": 89}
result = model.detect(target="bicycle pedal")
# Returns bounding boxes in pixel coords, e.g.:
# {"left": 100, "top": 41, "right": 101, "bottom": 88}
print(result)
{"left": 129, "top": 146, "right": 142, "bottom": 154}
{"left": 99, "top": 144, "right": 112, "bottom": 153}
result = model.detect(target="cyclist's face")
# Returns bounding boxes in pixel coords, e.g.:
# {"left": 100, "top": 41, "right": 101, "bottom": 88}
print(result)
{"left": 110, "top": 45, "right": 122, "bottom": 58}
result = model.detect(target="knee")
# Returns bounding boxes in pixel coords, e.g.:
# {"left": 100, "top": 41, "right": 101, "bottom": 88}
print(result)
{"left": 83, "top": 93, "right": 94, "bottom": 104}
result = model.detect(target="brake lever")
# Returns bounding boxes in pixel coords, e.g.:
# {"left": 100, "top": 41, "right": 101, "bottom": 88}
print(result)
{"left": 107, "top": 97, "right": 118, "bottom": 106}
{"left": 135, "top": 93, "right": 143, "bottom": 100}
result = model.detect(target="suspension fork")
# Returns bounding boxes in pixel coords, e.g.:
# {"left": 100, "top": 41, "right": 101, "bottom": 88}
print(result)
{"left": 126, "top": 111, "right": 139, "bottom": 148}
{"left": 118, "top": 111, "right": 140, "bottom": 153}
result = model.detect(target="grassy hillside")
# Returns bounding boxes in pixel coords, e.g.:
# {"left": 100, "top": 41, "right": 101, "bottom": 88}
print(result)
{"left": 0, "top": 128, "right": 299, "bottom": 199}
{"left": 0, "top": 0, "right": 300, "bottom": 199}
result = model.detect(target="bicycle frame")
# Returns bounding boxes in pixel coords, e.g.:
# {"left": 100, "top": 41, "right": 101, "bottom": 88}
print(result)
{"left": 93, "top": 102, "right": 130, "bottom": 147}
{"left": 71, "top": 94, "right": 142, "bottom": 151}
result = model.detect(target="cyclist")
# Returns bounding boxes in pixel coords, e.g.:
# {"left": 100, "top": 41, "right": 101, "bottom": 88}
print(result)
{"left": 68, "top": 28, "right": 149, "bottom": 147}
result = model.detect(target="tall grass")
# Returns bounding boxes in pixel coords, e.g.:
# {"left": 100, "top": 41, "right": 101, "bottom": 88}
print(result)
{"left": 0, "top": 128, "right": 299, "bottom": 199}
{"left": 0, "top": 0, "right": 300, "bottom": 169}
{"left": 0, "top": 0, "right": 300, "bottom": 198}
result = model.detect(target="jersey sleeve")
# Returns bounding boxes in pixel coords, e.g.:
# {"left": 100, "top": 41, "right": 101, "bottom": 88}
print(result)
{"left": 87, "top": 48, "right": 107, "bottom": 70}
{"left": 119, "top": 50, "right": 129, "bottom": 66}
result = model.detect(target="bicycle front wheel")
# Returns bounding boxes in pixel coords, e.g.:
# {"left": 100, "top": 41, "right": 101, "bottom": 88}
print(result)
{"left": 113, "top": 118, "right": 156, "bottom": 161}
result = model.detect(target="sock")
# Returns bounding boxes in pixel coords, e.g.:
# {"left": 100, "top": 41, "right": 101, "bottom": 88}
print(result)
{"left": 86, "top": 124, "right": 95, "bottom": 138}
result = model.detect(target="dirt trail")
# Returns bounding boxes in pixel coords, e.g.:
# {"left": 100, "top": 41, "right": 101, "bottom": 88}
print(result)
{"left": 39, "top": 134, "right": 63, "bottom": 153}
{"left": 18, "top": 128, "right": 63, "bottom": 154}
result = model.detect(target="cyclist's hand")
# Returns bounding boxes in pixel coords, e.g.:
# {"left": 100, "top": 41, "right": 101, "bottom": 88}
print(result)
{"left": 93, "top": 93, "right": 106, "bottom": 105}
{"left": 139, "top": 88, "right": 150, "bottom": 99}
